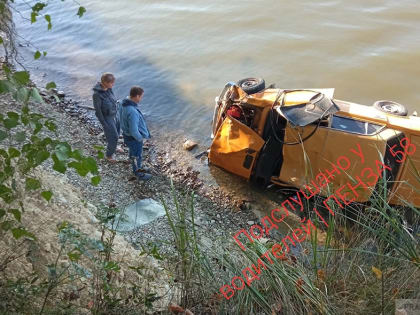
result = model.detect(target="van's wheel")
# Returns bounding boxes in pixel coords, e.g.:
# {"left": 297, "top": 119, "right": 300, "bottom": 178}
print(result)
{"left": 373, "top": 100, "right": 408, "bottom": 116}
{"left": 237, "top": 78, "right": 265, "bottom": 94}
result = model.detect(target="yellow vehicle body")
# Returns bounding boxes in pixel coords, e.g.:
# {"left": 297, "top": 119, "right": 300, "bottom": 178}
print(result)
{"left": 209, "top": 82, "right": 420, "bottom": 207}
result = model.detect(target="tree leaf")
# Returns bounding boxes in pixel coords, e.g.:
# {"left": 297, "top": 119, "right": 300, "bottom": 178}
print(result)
{"left": 13, "top": 71, "right": 30, "bottom": 85}
{"left": 52, "top": 153, "right": 67, "bottom": 173}
{"left": 34, "top": 50, "right": 42, "bottom": 60}
{"left": 0, "top": 130, "right": 7, "bottom": 142}
{"left": 46, "top": 81, "right": 56, "bottom": 90}
{"left": 22, "top": 106, "right": 30, "bottom": 115}
{"left": 104, "top": 261, "right": 120, "bottom": 271}
{"left": 2, "top": 64, "right": 11, "bottom": 75}
{"left": 371, "top": 266, "right": 382, "bottom": 280}
{"left": 33, "top": 122, "right": 43, "bottom": 135}
{"left": 68, "top": 251, "right": 81, "bottom": 262}
{"left": 32, "top": 2, "right": 47, "bottom": 13}
{"left": 55, "top": 143, "right": 71, "bottom": 161}
{"left": 25, "top": 178, "right": 41, "bottom": 191}
{"left": 31, "top": 88, "right": 44, "bottom": 103}
{"left": 8, "top": 209, "right": 21, "bottom": 222}
{"left": 77, "top": 6, "right": 86, "bottom": 18}
{"left": 2, "top": 220, "right": 12, "bottom": 231}
{"left": 44, "top": 14, "right": 52, "bottom": 30}
{"left": 12, "top": 227, "right": 35, "bottom": 240}
{"left": 31, "top": 12, "right": 37, "bottom": 23}
{"left": 84, "top": 157, "right": 98, "bottom": 174}
{"left": 7, "top": 112, "right": 19, "bottom": 120}
{"left": 70, "top": 149, "right": 83, "bottom": 161}
{"left": 68, "top": 161, "right": 88, "bottom": 176}
{"left": 3, "top": 118, "right": 18, "bottom": 129}
{"left": 43, "top": 51, "right": 47, "bottom": 57}
{"left": 8, "top": 147, "right": 20, "bottom": 158}
{"left": 0, "top": 149, "right": 8, "bottom": 159}
{"left": 15, "top": 87, "right": 30, "bottom": 103}
{"left": 91, "top": 176, "right": 101, "bottom": 186}
{"left": 41, "top": 190, "right": 53, "bottom": 201}
{"left": 41, "top": 137, "right": 53, "bottom": 146}
{"left": 15, "top": 131, "right": 26, "bottom": 142}
{"left": 36, "top": 150, "right": 50, "bottom": 164}
{"left": 0, "top": 80, "right": 14, "bottom": 94}
{"left": 44, "top": 120, "right": 57, "bottom": 132}
{"left": 93, "top": 145, "right": 105, "bottom": 151}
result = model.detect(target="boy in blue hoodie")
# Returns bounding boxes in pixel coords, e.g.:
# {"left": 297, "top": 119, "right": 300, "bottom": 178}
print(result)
{"left": 120, "top": 86, "right": 152, "bottom": 180}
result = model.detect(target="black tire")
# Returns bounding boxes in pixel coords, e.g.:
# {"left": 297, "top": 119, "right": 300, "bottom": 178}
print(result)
{"left": 237, "top": 77, "right": 265, "bottom": 94}
{"left": 373, "top": 100, "right": 408, "bottom": 116}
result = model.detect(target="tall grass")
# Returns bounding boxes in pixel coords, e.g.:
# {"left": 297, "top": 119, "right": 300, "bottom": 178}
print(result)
{"left": 161, "top": 153, "right": 419, "bottom": 314}
{"left": 161, "top": 181, "right": 214, "bottom": 308}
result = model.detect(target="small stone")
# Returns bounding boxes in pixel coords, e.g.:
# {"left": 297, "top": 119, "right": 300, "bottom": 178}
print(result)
{"left": 57, "top": 90, "right": 65, "bottom": 98}
{"left": 183, "top": 140, "right": 198, "bottom": 151}
{"left": 44, "top": 243, "right": 52, "bottom": 252}
{"left": 247, "top": 221, "right": 255, "bottom": 225}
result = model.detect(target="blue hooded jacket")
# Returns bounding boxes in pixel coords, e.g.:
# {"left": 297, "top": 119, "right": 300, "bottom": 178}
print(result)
{"left": 119, "top": 98, "right": 151, "bottom": 142}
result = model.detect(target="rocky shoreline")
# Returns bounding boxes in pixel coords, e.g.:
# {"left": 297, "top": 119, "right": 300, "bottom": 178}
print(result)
{"left": 1, "top": 55, "right": 271, "bottom": 252}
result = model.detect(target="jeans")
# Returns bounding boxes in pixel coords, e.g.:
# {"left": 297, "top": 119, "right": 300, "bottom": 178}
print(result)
{"left": 103, "top": 116, "right": 120, "bottom": 158}
{"left": 123, "top": 135, "right": 143, "bottom": 174}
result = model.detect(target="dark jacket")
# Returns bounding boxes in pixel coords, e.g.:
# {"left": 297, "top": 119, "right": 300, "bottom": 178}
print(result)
{"left": 92, "top": 82, "right": 118, "bottom": 126}
{"left": 119, "top": 98, "right": 151, "bottom": 142}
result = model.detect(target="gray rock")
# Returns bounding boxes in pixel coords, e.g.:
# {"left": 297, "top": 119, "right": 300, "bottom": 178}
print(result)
{"left": 183, "top": 140, "right": 198, "bottom": 151}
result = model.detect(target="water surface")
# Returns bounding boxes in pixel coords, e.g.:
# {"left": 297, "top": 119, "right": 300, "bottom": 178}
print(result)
{"left": 11, "top": 0, "right": 420, "bottom": 217}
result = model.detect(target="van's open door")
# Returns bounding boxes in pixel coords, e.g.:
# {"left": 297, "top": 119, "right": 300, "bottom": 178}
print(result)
{"left": 209, "top": 116, "right": 265, "bottom": 179}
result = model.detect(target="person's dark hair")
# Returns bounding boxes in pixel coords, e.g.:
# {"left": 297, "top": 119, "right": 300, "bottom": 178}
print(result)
{"left": 130, "top": 86, "right": 144, "bottom": 98}
{"left": 101, "top": 72, "right": 115, "bottom": 84}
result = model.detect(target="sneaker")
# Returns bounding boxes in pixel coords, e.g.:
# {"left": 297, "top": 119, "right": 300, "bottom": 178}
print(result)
{"left": 106, "top": 156, "right": 117, "bottom": 163}
{"left": 137, "top": 172, "right": 152, "bottom": 181}
{"left": 136, "top": 167, "right": 152, "bottom": 174}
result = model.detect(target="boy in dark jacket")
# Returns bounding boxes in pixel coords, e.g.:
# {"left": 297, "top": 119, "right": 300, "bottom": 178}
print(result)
{"left": 92, "top": 73, "right": 121, "bottom": 162}
{"left": 119, "top": 86, "right": 152, "bottom": 180}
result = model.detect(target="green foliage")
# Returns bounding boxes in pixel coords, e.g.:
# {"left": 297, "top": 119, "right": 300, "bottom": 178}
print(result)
{"left": 0, "top": 105, "right": 102, "bottom": 243}
{"left": 11, "top": 227, "right": 35, "bottom": 240}
{"left": 34, "top": 50, "right": 41, "bottom": 60}
{"left": 25, "top": 177, "right": 41, "bottom": 191}
{"left": 13, "top": 71, "right": 30, "bottom": 85}
{"left": 77, "top": 6, "right": 86, "bottom": 18}
{"left": 0, "top": 130, "right": 8, "bottom": 141}
{"left": 91, "top": 175, "right": 101, "bottom": 186}
{"left": 40, "top": 190, "right": 52, "bottom": 201}
{"left": 161, "top": 183, "right": 206, "bottom": 307}
{"left": 45, "top": 81, "right": 56, "bottom": 90}
{"left": 44, "top": 14, "right": 51, "bottom": 30}
{"left": 8, "top": 208, "right": 21, "bottom": 222}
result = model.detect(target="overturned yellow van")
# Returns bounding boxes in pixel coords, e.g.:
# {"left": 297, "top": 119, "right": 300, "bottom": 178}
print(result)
{"left": 209, "top": 78, "right": 420, "bottom": 207}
